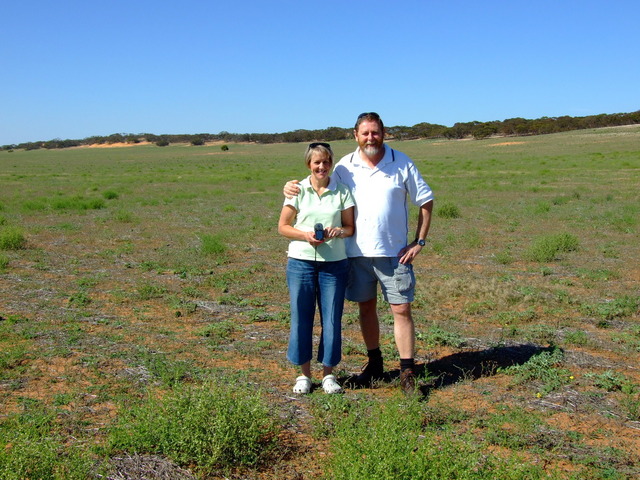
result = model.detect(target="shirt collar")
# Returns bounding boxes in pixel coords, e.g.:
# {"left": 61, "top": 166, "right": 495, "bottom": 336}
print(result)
{"left": 353, "top": 144, "right": 391, "bottom": 168}
{"left": 300, "top": 175, "right": 338, "bottom": 191}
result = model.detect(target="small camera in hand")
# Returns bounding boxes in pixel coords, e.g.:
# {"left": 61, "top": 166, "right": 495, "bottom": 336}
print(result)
{"left": 314, "top": 223, "right": 324, "bottom": 241}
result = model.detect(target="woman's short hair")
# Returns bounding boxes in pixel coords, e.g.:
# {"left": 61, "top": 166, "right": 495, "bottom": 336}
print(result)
{"left": 304, "top": 142, "right": 333, "bottom": 167}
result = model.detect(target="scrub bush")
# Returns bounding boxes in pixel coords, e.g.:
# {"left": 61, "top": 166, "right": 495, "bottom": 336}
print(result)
{"left": 0, "top": 253, "right": 8, "bottom": 270}
{"left": 102, "top": 190, "right": 119, "bottom": 200}
{"left": 499, "top": 347, "right": 572, "bottom": 396}
{"left": 525, "top": 232, "right": 579, "bottom": 262}
{"left": 436, "top": 201, "right": 462, "bottom": 219}
{"left": 0, "top": 405, "right": 94, "bottom": 479}
{"left": 327, "top": 396, "right": 553, "bottom": 480}
{"left": 0, "top": 226, "right": 26, "bottom": 250}
{"left": 107, "top": 380, "right": 279, "bottom": 474}
{"left": 200, "top": 233, "right": 226, "bottom": 257}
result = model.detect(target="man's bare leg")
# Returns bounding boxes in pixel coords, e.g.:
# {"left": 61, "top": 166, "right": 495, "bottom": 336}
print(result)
{"left": 390, "top": 302, "right": 415, "bottom": 359}
{"left": 358, "top": 297, "right": 379, "bottom": 350}
{"left": 391, "top": 302, "right": 417, "bottom": 393}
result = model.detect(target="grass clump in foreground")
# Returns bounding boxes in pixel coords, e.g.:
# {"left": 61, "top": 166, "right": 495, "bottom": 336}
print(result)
{"left": 0, "top": 403, "right": 94, "bottom": 480}
{"left": 107, "top": 379, "right": 280, "bottom": 476}
{"left": 327, "top": 395, "right": 556, "bottom": 480}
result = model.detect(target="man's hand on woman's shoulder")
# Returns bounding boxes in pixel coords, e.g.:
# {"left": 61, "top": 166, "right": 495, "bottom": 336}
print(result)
{"left": 283, "top": 179, "right": 301, "bottom": 199}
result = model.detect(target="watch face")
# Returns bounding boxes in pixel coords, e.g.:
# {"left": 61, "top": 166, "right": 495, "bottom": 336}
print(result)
{"left": 418, "top": 239, "right": 426, "bottom": 246}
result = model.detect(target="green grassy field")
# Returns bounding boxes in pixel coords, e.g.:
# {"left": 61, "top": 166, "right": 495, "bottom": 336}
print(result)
{"left": 1, "top": 126, "right": 639, "bottom": 479}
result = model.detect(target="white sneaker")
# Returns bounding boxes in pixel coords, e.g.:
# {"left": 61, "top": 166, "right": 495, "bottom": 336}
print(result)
{"left": 322, "top": 374, "right": 343, "bottom": 394}
{"left": 293, "top": 375, "right": 312, "bottom": 394}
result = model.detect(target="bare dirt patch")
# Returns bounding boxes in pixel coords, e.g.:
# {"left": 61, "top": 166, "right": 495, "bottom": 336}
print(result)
{"left": 490, "top": 141, "right": 526, "bottom": 146}
{"left": 83, "top": 142, "right": 153, "bottom": 148}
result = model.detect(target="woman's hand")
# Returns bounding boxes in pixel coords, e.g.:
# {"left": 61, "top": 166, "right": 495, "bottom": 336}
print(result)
{"left": 304, "top": 230, "right": 325, "bottom": 246}
{"left": 324, "top": 226, "right": 344, "bottom": 239}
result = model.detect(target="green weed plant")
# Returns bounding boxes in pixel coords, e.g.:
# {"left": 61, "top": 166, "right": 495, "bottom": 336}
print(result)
{"left": 107, "top": 380, "right": 279, "bottom": 474}
{"left": 525, "top": 232, "right": 579, "bottom": 262}
{"left": 0, "top": 253, "right": 9, "bottom": 270}
{"left": 0, "top": 226, "right": 26, "bottom": 250}
{"left": 0, "top": 404, "right": 94, "bottom": 480}
{"left": 436, "top": 201, "right": 462, "bottom": 219}
{"left": 499, "top": 347, "right": 572, "bottom": 396}
{"left": 327, "top": 395, "right": 555, "bottom": 480}
{"left": 200, "top": 233, "right": 227, "bottom": 259}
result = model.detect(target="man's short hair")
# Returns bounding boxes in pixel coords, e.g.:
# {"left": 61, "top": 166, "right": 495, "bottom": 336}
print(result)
{"left": 355, "top": 112, "right": 384, "bottom": 132}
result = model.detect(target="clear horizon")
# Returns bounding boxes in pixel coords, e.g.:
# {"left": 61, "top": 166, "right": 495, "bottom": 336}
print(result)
{"left": 2, "top": 0, "right": 639, "bottom": 145}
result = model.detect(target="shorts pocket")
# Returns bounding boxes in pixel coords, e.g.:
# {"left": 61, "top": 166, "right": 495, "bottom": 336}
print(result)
{"left": 394, "top": 262, "right": 415, "bottom": 294}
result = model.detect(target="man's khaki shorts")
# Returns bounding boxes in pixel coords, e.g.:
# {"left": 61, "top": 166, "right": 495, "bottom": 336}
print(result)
{"left": 346, "top": 256, "right": 415, "bottom": 304}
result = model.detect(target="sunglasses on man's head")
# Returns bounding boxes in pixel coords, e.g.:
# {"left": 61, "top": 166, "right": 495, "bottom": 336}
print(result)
{"left": 308, "top": 142, "right": 331, "bottom": 149}
{"left": 357, "top": 112, "right": 380, "bottom": 120}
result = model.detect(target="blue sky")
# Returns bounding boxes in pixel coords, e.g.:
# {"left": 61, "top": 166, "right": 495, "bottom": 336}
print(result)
{"left": 1, "top": 0, "right": 639, "bottom": 145}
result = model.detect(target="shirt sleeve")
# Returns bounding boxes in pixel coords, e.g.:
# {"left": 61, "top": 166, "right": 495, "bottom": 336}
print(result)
{"left": 405, "top": 160, "right": 434, "bottom": 207}
{"left": 341, "top": 185, "right": 356, "bottom": 210}
{"left": 283, "top": 192, "right": 300, "bottom": 210}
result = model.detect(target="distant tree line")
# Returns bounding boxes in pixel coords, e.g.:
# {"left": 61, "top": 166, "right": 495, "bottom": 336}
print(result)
{"left": 3, "top": 110, "right": 639, "bottom": 151}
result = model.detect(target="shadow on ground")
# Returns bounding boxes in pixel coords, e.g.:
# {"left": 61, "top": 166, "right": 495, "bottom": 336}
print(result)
{"left": 342, "top": 344, "right": 553, "bottom": 396}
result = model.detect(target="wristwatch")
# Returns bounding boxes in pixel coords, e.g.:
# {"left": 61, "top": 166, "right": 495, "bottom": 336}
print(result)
{"left": 415, "top": 238, "right": 426, "bottom": 247}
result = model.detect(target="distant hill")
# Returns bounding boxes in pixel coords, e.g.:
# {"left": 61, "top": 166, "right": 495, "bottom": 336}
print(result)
{"left": 4, "top": 109, "right": 639, "bottom": 151}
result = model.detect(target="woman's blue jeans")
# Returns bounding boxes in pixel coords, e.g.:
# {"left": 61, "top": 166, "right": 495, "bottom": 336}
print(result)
{"left": 286, "top": 258, "right": 348, "bottom": 368}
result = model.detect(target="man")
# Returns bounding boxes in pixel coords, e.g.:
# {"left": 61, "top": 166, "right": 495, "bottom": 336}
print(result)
{"left": 284, "top": 112, "right": 434, "bottom": 393}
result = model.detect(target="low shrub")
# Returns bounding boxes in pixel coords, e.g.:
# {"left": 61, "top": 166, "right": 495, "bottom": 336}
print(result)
{"left": 327, "top": 396, "right": 552, "bottom": 480}
{"left": 0, "top": 253, "right": 8, "bottom": 270}
{"left": 138, "top": 349, "right": 197, "bottom": 387}
{"left": 0, "top": 405, "right": 94, "bottom": 479}
{"left": 135, "top": 282, "right": 168, "bottom": 300}
{"left": 112, "top": 209, "right": 134, "bottom": 223}
{"left": 51, "top": 196, "right": 106, "bottom": 211}
{"left": 585, "top": 370, "right": 629, "bottom": 392}
{"left": 0, "top": 226, "right": 26, "bottom": 250}
{"left": 200, "top": 233, "right": 226, "bottom": 257}
{"left": 436, "top": 201, "right": 462, "bottom": 219}
{"left": 107, "top": 380, "right": 279, "bottom": 474}
{"left": 103, "top": 190, "right": 119, "bottom": 200}
{"left": 68, "top": 291, "right": 91, "bottom": 307}
{"left": 416, "top": 325, "right": 466, "bottom": 348}
{"left": 525, "top": 232, "right": 579, "bottom": 262}
{"left": 494, "top": 248, "right": 513, "bottom": 265}
{"left": 196, "top": 320, "right": 236, "bottom": 343}
{"left": 499, "top": 347, "right": 572, "bottom": 396}
{"left": 591, "top": 295, "right": 639, "bottom": 321}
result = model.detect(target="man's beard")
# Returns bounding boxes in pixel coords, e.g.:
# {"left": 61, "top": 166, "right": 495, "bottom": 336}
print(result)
{"left": 363, "top": 144, "right": 380, "bottom": 157}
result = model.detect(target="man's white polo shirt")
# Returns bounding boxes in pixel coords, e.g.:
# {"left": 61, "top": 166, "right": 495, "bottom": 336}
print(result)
{"left": 333, "top": 144, "right": 434, "bottom": 258}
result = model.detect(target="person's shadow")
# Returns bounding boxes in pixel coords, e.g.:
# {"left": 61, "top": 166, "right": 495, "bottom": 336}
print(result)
{"left": 344, "top": 344, "right": 554, "bottom": 396}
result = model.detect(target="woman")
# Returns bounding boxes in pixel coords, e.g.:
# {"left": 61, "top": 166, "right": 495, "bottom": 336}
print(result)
{"left": 278, "top": 142, "right": 355, "bottom": 394}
